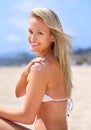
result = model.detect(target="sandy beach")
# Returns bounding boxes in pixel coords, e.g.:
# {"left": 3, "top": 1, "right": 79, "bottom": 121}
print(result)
{"left": 0, "top": 65, "right": 91, "bottom": 130}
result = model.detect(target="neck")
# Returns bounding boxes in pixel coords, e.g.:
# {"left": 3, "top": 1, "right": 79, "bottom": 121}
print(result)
{"left": 37, "top": 49, "right": 53, "bottom": 58}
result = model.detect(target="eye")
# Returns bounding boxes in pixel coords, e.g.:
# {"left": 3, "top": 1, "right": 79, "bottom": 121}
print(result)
{"left": 28, "top": 29, "right": 33, "bottom": 34}
{"left": 38, "top": 31, "right": 43, "bottom": 35}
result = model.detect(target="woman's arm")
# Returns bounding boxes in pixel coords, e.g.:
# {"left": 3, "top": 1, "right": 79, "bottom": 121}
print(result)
{"left": 15, "top": 61, "right": 33, "bottom": 97}
{"left": 15, "top": 57, "right": 45, "bottom": 97}
{"left": 0, "top": 61, "right": 48, "bottom": 124}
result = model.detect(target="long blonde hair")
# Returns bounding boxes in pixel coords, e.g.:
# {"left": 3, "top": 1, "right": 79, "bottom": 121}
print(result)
{"left": 29, "top": 8, "right": 73, "bottom": 97}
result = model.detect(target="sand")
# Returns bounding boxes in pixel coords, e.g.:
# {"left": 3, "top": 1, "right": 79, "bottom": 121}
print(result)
{"left": 0, "top": 65, "right": 91, "bottom": 130}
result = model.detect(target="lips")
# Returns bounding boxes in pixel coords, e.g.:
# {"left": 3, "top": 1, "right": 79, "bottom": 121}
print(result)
{"left": 31, "top": 43, "right": 39, "bottom": 46}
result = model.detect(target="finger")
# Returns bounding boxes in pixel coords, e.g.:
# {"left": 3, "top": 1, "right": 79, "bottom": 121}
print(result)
{"left": 33, "top": 57, "right": 46, "bottom": 62}
{"left": 41, "top": 58, "right": 46, "bottom": 61}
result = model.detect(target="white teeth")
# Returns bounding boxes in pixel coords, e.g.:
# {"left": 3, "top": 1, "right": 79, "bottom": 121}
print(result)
{"left": 31, "top": 43, "right": 39, "bottom": 46}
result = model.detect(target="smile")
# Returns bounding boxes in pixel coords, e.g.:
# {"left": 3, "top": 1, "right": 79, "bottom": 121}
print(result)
{"left": 31, "top": 43, "right": 40, "bottom": 46}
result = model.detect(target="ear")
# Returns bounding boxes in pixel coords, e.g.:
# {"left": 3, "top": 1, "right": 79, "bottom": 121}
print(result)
{"left": 51, "top": 35, "right": 56, "bottom": 43}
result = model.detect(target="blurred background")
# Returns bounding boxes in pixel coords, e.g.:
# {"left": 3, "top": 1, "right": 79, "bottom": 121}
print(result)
{"left": 0, "top": 0, "right": 91, "bottom": 66}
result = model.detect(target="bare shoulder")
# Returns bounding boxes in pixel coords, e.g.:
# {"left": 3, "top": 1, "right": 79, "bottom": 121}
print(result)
{"left": 31, "top": 59, "right": 49, "bottom": 72}
{"left": 27, "top": 60, "right": 49, "bottom": 92}
{"left": 30, "top": 58, "right": 59, "bottom": 78}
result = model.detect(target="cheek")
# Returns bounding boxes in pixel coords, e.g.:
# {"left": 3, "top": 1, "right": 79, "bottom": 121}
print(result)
{"left": 27, "top": 34, "right": 31, "bottom": 43}
{"left": 46, "top": 36, "right": 52, "bottom": 45}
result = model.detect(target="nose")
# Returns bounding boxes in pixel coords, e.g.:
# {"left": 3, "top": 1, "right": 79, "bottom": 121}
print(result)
{"left": 28, "top": 33, "right": 37, "bottom": 43}
{"left": 31, "top": 34, "right": 36, "bottom": 42}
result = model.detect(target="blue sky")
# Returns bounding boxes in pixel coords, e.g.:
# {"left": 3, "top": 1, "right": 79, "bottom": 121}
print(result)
{"left": 0, "top": 0, "right": 91, "bottom": 54}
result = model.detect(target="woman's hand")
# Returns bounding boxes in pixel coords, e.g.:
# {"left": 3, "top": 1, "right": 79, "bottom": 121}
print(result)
{"left": 23, "top": 57, "right": 45, "bottom": 75}
{"left": 15, "top": 57, "right": 46, "bottom": 98}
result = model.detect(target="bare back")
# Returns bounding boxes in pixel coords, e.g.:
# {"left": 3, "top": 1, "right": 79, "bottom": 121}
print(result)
{"left": 34, "top": 56, "right": 68, "bottom": 130}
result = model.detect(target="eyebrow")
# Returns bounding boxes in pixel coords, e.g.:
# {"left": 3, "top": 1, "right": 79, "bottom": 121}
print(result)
{"left": 28, "top": 28, "right": 45, "bottom": 32}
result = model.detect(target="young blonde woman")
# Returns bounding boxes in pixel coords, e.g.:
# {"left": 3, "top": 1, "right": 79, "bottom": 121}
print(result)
{"left": 0, "top": 8, "right": 73, "bottom": 130}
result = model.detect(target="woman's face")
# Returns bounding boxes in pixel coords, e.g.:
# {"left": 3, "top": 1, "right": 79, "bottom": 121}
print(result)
{"left": 28, "top": 16, "right": 53, "bottom": 55}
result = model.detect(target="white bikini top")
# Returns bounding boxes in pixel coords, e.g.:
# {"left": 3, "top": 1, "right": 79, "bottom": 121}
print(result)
{"left": 42, "top": 94, "right": 68, "bottom": 102}
{"left": 42, "top": 94, "right": 73, "bottom": 116}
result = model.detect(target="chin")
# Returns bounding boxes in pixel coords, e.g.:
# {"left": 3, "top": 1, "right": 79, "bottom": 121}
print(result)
{"left": 30, "top": 48, "right": 39, "bottom": 53}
